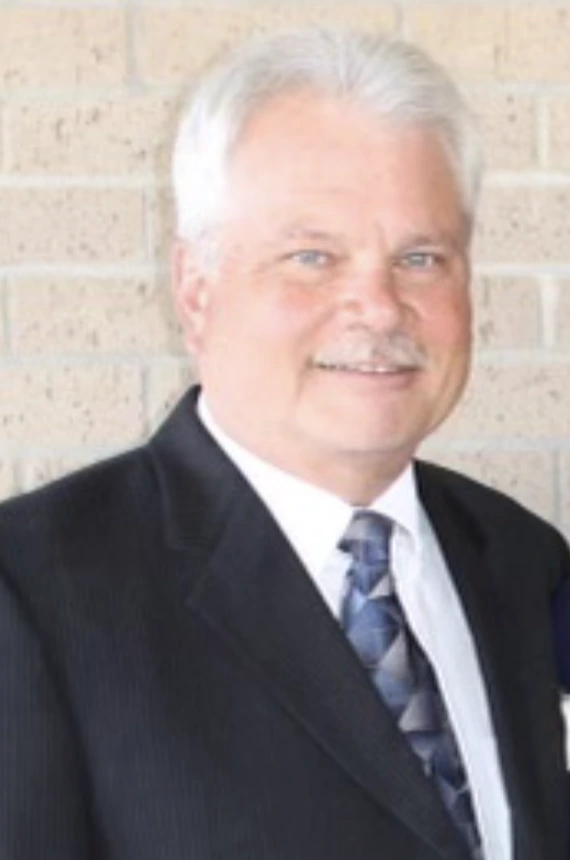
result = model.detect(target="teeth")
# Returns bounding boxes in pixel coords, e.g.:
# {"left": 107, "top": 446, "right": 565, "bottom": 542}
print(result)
{"left": 315, "top": 361, "right": 397, "bottom": 374}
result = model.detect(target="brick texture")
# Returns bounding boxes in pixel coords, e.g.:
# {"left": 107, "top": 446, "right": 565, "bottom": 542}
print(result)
{"left": 0, "top": 103, "right": 4, "bottom": 171}
{"left": 555, "top": 282, "right": 570, "bottom": 347}
{"left": 475, "top": 186, "right": 570, "bottom": 265}
{"left": 435, "top": 364, "right": 570, "bottom": 440}
{"left": 0, "top": 188, "right": 146, "bottom": 264}
{"left": 409, "top": 4, "right": 570, "bottom": 83}
{"left": 151, "top": 186, "right": 175, "bottom": 263}
{"left": 546, "top": 96, "right": 570, "bottom": 170}
{"left": 0, "top": 279, "right": 6, "bottom": 355}
{"left": 561, "top": 452, "right": 570, "bottom": 538}
{"left": 408, "top": 5, "right": 506, "bottom": 81}
{"left": 473, "top": 276, "right": 542, "bottom": 350}
{"left": 10, "top": 277, "right": 180, "bottom": 356}
{"left": 147, "top": 357, "right": 195, "bottom": 431}
{"left": 0, "top": 364, "right": 144, "bottom": 447}
{"left": 502, "top": 6, "right": 570, "bottom": 83}
{"left": 419, "top": 446, "right": 556, "bottom": 523}
{"left": 0, "top": 458, "right": 15, "bottom": 502}
{"left": 7, "top": 96, "right": 176, "bottom": 176}
{"left": 469, "top": 92, "right": 537, "bottom": 171}
{"left": 0, "top": 8, "right": 127, "bottom": 92}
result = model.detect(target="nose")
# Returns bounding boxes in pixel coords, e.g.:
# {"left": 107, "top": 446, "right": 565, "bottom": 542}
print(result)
{"left": 337, "top": 266, "right": 406, "bottom": 330}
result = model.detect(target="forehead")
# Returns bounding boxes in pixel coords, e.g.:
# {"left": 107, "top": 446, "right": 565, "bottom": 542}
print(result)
{"left": 224, "top": 90, "right": 465, "bottom": 240}
{"left": 231, "top": 89, "right": 451, "bottom": 177}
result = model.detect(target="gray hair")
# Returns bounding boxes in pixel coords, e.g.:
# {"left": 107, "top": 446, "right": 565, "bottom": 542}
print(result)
{"left": 172, "top": 28, "right": 482, "bottom": 266}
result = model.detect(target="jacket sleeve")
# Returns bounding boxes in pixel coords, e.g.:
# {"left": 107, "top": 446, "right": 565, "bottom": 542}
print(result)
{"left": 0, "top": 567, "right": 97, "bottom": 859}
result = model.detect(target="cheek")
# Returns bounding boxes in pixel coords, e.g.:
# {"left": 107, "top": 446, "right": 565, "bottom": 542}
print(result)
{"left": 247, "top": 290, "right": 331, "bottom": 350}
{"left": 420, "top": 292, "right": 471, "bottom": 349}
{"left": 449, "top": 300, "right": 472, "bottom": 350}
{"left": 201, "top": 261, "right": 336, "bottom": 360}
{"left": 198, "top": 295, "right": 296, "bottom": 371}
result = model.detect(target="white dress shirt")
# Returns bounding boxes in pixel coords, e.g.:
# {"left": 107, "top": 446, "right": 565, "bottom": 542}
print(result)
{"left": 198, "top": 398, "right": 511, "bottom": 860}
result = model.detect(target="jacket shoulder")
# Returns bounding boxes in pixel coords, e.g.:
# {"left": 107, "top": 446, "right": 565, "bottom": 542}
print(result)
{"left": 416, "top": 458, "right": 566, "bottom": 547}
{"left": 0, "top": 446, "right": 156, "bottom": 553}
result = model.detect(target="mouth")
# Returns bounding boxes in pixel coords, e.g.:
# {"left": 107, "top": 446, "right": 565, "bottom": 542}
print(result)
{"left": 313, "top": 360, "right": 419, "bottom": 376}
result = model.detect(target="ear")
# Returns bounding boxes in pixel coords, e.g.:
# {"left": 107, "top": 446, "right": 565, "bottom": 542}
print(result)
{"left": 171, "top": 238, "right": 211, "bottom": 354}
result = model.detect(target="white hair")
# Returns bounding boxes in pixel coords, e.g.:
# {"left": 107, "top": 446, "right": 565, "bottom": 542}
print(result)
{"left": 172, "top": 28, "right": 482, "bottom": 269}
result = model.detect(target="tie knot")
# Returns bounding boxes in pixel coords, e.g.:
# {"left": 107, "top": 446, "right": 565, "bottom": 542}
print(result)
{"left": 339, "top": 510, "right": 392, "bottom": 595}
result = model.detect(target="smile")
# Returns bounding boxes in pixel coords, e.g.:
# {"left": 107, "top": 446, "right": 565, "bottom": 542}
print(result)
{"left": 314, "top": 361, "right": 417, "bottom": 375}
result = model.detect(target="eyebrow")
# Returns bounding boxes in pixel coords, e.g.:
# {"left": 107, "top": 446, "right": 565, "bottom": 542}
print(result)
{"left": 261, "top": 226, "right": 466, "bottom": 253}
{"left": 400, "top": 231, "right": 465, "bottom": 250}
{"left": 276, "top": 225, "right": 342, "bottom": 244}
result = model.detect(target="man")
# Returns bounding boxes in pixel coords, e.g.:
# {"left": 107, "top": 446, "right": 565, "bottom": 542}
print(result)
{"left": 0, "top": 28, "right": 568, "bottom": 860}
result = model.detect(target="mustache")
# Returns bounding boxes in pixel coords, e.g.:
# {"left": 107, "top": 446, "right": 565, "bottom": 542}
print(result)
{"left": 313, "top": 329, "right": 427, "bottom": 370}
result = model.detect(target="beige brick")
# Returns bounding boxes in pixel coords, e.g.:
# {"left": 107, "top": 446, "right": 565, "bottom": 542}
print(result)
{"left": 474, "top": 185, "right": 570, "bottom": 265}
{"left": 0, "top": 365, "right": 144, "bottom": 446}
{"left": 153, "top": 186, "right": 175, "bottom": 264}
{"left": 555, "top": 282, "right": 570, "bottom": 347}
{"left": 0, "top": 188, "right": 145, "bottom": 264}
{"left": 410, "top": 5, "right": 570, "bottom": 83}
{"left": 545, "top": 96, "right": 570, "bottom": 171}
{"left": 419, "top": 446, "right": 556, "bottom": 523}
{"left": 138, "top": 3, "right": 396, "bottom": 84}
{"left": 502, "top": 6, "right": 570, "bottom": 83}
{"left": 473, "top": 276, "right": 541, "bottom": 350}
{"left": 11, "top": 277, "right": 181, "bottom": 356}
{"left": 469, "top": 91, "right": 537, "bottom": 171}
{"left": 20, "top": 452, "right": 100, "bottom": 494}
{"left": 0, "top": 8, "right": 127, "bottom": 91}
{"left": 560, "top": 452, "right": 570, "bottom": 545}
{"left": 147, "top": 358, "right": 195, "bottom": 431}
{"left": 8, "top": 95, "right": 176, "bottom": 176}
{"left": 0, "top": 458, "right": 16, "bottom": 501}
{"left": 0, "top": 280, "right": 6, "bottom": 355}
{"left": 435, "top": 363, "right": 570, "bottom": 440}
{"left": 0, "top": 103, "right": 4, "bottom": 171}
{"left": 408, "top": 5, "right": 506, "bottom": 80}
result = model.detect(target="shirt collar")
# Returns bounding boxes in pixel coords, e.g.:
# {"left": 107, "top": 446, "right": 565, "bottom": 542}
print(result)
{"left": 368, "top": 464, "right": 421, "bottom": 546}
{"left": 198, "top": 396, "right": 422, "bottom": 577}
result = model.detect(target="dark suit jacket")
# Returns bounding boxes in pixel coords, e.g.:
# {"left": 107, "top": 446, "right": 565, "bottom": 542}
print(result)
{"left": 0, "top": 388, "right": 568, "bottom": 859}
{"left": 554, "top": 579, "right": 570, "bottom": 691}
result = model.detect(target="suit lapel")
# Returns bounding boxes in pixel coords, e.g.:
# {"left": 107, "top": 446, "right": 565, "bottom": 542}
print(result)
{"left": 417, "top": 463, "right": 546, "bottom": 860}
{"left": 185, "top": 482, "right": 470, "bottom": 860}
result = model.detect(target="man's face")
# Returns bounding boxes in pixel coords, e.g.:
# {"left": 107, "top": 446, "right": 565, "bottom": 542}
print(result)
{"left": 174, "top": 90, "right": 472, "bottom": 501}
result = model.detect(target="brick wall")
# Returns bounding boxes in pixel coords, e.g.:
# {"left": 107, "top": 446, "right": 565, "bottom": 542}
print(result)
{"left": 1, "top": 0, "right": 570, "bottom": 548}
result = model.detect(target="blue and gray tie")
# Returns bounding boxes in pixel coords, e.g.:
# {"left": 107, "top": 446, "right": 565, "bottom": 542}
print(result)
{"left": 340, "top": 509, "right": 483, "bottom": 859}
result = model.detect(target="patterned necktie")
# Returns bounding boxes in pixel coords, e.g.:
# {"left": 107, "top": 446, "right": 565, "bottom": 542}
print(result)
{"left": 340, "top": 509, "right": 483, "bottom": 859}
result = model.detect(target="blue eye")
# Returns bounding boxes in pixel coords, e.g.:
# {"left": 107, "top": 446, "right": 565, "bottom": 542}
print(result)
{"left": 400, "top": 250, "right": 439, "bottom": 269}
{"left": 291, "top": 249, "right": 331, "bottom": 267}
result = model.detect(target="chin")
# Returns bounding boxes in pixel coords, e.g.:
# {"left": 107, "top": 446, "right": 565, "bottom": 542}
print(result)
{"left": 323, "top": 413, "right": 423, "bottom": 446}
{"left": 315, "top": 429, "right": 418, "bottom": 462}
